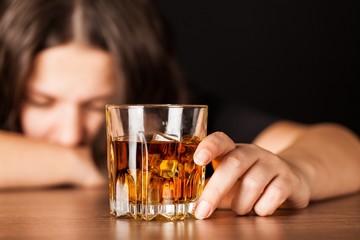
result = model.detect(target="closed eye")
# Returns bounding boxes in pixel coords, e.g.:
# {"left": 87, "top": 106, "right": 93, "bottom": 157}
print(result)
{"left": 25, "top": 93, "right": 55, "bottom": 108}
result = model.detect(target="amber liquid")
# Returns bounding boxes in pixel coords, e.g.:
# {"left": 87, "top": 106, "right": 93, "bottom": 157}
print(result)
{"left": 108, "top": 136, "right": 205, "bottom": 220}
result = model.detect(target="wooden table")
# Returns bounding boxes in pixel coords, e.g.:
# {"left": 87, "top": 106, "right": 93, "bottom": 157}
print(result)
{"left": 0, "top": 188, "right": 359, "bottom": 239}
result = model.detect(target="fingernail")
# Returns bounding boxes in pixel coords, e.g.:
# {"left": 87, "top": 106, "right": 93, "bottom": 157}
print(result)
{"left": 195, "top": 200, "right": 211, "bottom": 220}
{"left": 194, "top": 150, "right": 210, "bottom": 165}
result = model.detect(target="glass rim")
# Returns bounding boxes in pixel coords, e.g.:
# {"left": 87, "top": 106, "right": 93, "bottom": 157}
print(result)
{"left": 105, "top": 104, "right": 208, "bottom": 110}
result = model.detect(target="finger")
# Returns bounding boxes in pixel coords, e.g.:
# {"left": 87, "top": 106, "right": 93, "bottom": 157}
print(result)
{"left": 253, "top": 176, "right": 292, "bottom": 216}
{"left": 231, "top": 159, "right": 278, "bottom": 215}
{"left": 194, "top": 132, "right": 235, "bottom": 165}
{"left": 195, "top": 144, "right": 260, "bottom": 219}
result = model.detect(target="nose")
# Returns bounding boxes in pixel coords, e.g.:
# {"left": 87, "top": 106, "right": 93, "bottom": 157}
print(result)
{"left": 54, "top": 106, "right": 85, "bottom": 147}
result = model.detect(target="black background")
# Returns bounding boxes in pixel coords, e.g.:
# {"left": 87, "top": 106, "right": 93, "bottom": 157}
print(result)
{"left": 155, "top": 0, "right": 358, "bottom": 137}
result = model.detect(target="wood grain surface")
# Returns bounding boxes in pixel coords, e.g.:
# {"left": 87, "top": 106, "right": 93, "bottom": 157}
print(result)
{"left": 1, "top": 188, "right": 359, "bottom": 239}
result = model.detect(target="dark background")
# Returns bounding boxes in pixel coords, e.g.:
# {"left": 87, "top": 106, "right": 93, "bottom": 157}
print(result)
{"left": 155, "top": 0, "right": 358, "bottom": 139}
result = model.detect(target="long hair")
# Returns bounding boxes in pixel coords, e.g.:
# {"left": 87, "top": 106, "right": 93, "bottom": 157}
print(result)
{"left": 0, "top": 0, "right": 187, "bottom": 170}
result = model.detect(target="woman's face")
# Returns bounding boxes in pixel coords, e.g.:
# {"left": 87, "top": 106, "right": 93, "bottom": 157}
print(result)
{"left": 20, "top": 43, "right": 123, "bottom": 147}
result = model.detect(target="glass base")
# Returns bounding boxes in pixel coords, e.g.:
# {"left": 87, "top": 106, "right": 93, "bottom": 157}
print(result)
{"left": 109, "top": 200, "right": 198, "bottom": 221}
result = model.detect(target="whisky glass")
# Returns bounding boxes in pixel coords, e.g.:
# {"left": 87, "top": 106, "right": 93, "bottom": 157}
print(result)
{"left": 106, "top": 104, "right": 208, "bottom": 220}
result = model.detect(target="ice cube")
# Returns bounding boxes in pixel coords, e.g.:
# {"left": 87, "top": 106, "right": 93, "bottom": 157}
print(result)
{"left": 150, "top": 132, "right": 180, "bottom": 160}
{"left": 147, "top": 153, "right": 162, "bottom": 173}
{"left": 181, "top": 135, "right": 201, "bottom": 144}
{"left": 160, "top": 159, "right": 178, "bottom": 178}
{"left": 152, "top": 132, "right": 179, "bottom": 142}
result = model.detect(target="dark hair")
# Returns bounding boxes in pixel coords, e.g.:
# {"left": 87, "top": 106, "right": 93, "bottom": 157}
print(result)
{"left": 0, "top": 0, "right": 187, "bottom": 169}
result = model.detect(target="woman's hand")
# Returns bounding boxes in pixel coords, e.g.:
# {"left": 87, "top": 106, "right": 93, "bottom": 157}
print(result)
{"left": 193, "top": 132, "right": 311, "bottom": 219}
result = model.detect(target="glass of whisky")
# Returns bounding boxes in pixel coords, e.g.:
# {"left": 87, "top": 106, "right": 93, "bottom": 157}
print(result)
{"left": 105, "top": 104, "right": 208, "bottom": 221}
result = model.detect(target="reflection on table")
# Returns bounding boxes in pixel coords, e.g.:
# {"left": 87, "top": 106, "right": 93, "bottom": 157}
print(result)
{"left": 0, "top": 188, "right": 359, "bottom": 239}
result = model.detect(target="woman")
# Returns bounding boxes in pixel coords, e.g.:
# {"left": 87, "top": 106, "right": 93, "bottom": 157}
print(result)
{"left": 1, "top": 0, "right": 359, "bottom": 220}
{"left": 0, "top": 0, "right": 186, "bottom": 186}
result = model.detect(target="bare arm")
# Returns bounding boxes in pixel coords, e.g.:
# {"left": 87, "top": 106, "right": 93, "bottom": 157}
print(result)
{"left": 0, "top": 131, "right": 105, "bottom": 190}
{"left": 256, "top": 121, "right": 360, "bottom": 200}
{"left": 193, "top": 121, "right": 360, "bottom": 219}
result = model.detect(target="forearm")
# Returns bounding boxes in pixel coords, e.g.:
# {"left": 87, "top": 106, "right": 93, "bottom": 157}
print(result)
{"left": 1, "top": 131, "right": 80, "bottom": 189}
{"left": 277, "top": 123, "right": 360, "bottom": 200}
